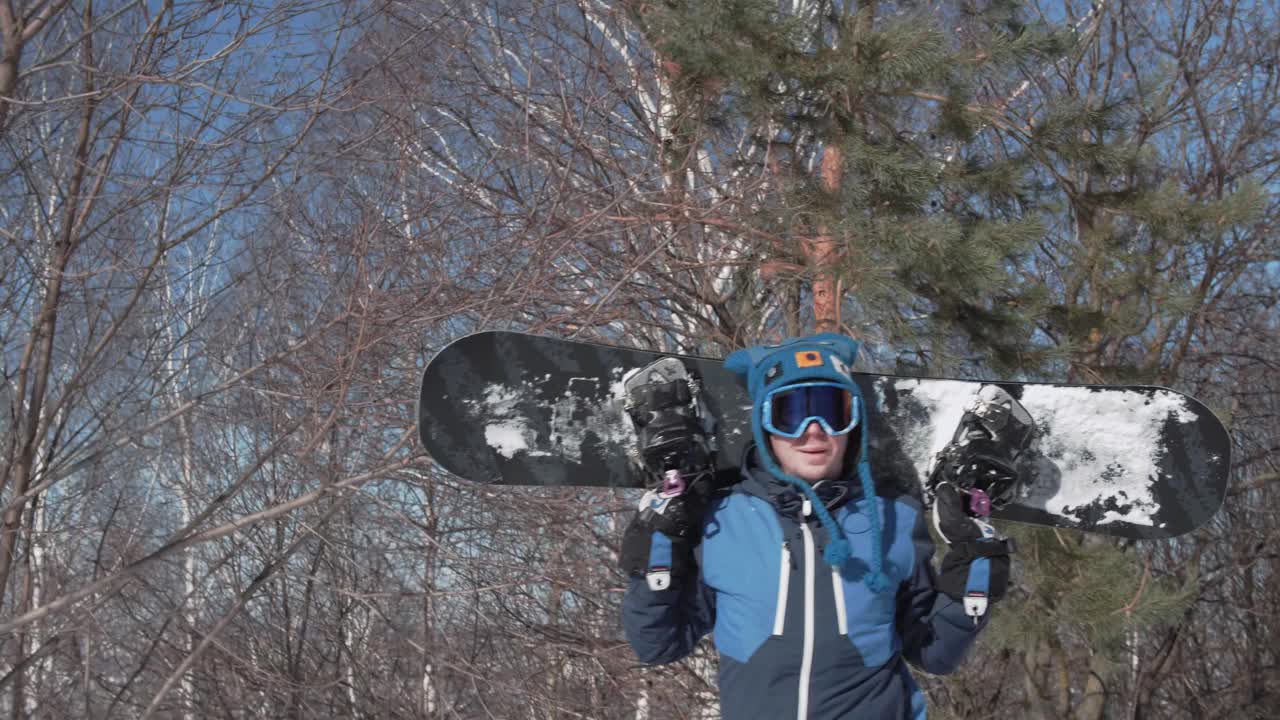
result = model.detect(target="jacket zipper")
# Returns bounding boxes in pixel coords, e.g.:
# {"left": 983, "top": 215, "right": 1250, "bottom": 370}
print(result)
{"left": 797, "top": 501, "right": 816, "bottom": 720}
{"left": 831, "top": 566, "right": 848, "bottom": 635}
{"left": 773, "top": 543, "right": 790, "bottom": 636}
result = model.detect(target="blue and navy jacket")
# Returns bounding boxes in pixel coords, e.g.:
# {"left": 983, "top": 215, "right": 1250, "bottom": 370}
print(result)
{"left": 622, "top": 450, "right": 989, "bottom": 719}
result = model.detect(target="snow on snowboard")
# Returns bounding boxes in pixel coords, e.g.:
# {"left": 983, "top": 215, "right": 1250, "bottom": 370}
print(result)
{"left": 417, "top": 331, "right": 1229, "bottom": 539}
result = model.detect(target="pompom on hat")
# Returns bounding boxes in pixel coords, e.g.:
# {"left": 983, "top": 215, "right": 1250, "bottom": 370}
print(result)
{"left": 726, "top": 333, "right": 890, "bottom": 593}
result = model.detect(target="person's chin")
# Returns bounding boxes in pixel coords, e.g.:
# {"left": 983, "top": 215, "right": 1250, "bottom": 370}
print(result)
{"left": 795, "top": 462, "right": 832, "bottom": 482}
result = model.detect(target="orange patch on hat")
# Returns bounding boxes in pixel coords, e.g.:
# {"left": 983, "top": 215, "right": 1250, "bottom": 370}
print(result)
{"left": 794, "top": 350, "right": 824, "bottom": 368}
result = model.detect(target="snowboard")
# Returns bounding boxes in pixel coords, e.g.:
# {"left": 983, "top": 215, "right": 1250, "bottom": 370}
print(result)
{"left": 417, "top": 331, "right": 1230, "bottom": 539}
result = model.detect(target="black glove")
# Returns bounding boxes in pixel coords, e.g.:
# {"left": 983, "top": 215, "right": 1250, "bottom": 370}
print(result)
{"left": 622, "top": 366, "right": 717, "bottom": 592}
{"left": 931, "top": 482, "right": 1013, "bottom": 620}
{"left": 620, "top": 488, "right": 706, "bottom": 591}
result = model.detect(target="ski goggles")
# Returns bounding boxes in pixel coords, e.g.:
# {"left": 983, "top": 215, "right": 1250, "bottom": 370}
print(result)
{"left": 761, "top": 382, "right": 860, "bottom": 438}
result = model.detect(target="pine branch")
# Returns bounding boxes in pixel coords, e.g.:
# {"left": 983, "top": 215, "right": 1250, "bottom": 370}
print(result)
{"left": 941, "top": 0, "right": 1112, "bottom": 165}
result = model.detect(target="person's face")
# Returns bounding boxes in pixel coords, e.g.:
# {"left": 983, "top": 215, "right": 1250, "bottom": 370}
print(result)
{"left": 768, "top": 420, "right": 848, "bottom": 483}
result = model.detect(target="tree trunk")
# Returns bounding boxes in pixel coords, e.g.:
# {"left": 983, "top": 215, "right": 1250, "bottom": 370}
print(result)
{"left": 804, "top": 143, "right": 844, "bottom": 333}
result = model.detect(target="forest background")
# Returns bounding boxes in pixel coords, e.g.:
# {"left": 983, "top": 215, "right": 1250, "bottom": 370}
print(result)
{"left": 1, "top": 0, "right": 1277, "bottom": 717}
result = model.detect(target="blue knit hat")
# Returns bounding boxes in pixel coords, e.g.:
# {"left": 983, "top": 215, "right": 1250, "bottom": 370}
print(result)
{"left": 725, "top": 333, "right": 890, "bottom": 593}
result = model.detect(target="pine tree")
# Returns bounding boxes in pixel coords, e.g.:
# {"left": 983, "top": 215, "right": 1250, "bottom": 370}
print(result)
{"left": 630, "top": 2, "right": 1265, "bottom": 717}
{"left": 991, "top": 49, "right": 1264, "bottom": 720}
{"left": 629, "top": 0, "right": 1060, "bottom": 363}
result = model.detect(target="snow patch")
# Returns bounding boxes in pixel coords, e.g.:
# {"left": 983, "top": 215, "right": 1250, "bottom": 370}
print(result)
{"left": 1096, "top": 510, "right": 1135, "bottom": 526}
{"left": 465, "top": 368, "right": 634, "bottom": 463}
{"left": 888, "top": 379, "right": 1196, "bottom": 528}
{"left": 466, "top": 386, "right": 543, "bottom": 459}
{"left": 484, "top": 421, "right": 543, "bottom": 459}
{"left": 885, "top": 378, "right": 972, "bottom": 477}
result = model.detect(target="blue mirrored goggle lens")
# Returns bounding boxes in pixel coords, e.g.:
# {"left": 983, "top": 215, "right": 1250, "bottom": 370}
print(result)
{"left": 766, "top": 384, "right": 857, "bottom": 437}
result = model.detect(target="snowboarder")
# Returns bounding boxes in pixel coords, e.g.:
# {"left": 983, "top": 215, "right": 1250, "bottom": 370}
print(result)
{"left": 620, "top": 333, "right": 1014, "bottom": 719}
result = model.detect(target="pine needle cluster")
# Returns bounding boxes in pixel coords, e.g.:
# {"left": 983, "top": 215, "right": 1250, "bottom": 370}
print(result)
{"left": 986, "top": 525, "right": 1194, "bottom": 669}
{"left": 632, "top": 0, "right": 1071, "bottom": 371}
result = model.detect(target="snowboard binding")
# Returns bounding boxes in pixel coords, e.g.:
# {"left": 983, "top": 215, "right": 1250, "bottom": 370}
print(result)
{"left": 926, "top": 385, "right": 1038, "bottom": 517}
{"left": 623, "top": 358, "right": 717, "bottom": 498}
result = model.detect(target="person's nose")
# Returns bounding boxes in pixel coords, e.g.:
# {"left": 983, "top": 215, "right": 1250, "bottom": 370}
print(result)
{"left": 802, "top": 420, "right": 827, "bottom": 439}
